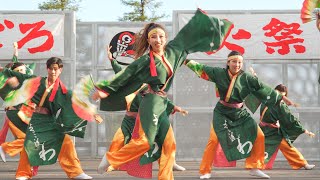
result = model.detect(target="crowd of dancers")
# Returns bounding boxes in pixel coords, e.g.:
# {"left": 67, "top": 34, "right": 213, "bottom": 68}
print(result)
{"left": 0, "top": 8, "right": 319, "bottom": 180}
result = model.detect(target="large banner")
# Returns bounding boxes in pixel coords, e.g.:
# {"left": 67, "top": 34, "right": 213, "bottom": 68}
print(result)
{"left": 176, "top": 10, "right": 320, "bottom": 60}
{"left": 0, "top": 14, "right": 64, "bottom": 60}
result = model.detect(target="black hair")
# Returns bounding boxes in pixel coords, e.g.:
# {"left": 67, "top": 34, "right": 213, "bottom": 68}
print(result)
{"left": 5, "top": 62, "right": 14, "bottom": 69}
{"left": 275, "top": 84, "right": 288, "bottom": 97}
{"left": 11, "top": 62, "right": 25, "bottom": 70}
{"left": 46, "top": 57, "right": 63, "bottom": 69}
{"left": 228, "top": 50, "right": 243, "bottom": 58}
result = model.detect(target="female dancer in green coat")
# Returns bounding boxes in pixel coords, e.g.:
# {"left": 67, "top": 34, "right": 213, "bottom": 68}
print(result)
{"left": 102, "top": 45, "right": 186, "bottom": 177}
{"left": 88, "top": 9, "right": 233, "bottom": 180}
{"left": 184, "top": 51, "right": 297, "bottom": 179}
{"left": 260, "top": 84, "right": 315, "bottom": 170}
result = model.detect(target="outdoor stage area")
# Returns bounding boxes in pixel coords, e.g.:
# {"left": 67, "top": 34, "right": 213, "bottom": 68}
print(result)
{"left": 1, "top": 159, "right": 319, "bottom": 179}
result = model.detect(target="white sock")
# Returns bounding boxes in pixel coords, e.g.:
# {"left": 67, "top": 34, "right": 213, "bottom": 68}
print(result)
{"left": 0, "top": 146, "right": 6, "bottom": 162}
{"left": 97, "top": 154, "right": 109, "bottom": 174}
{"left": 304, "top": 164, "right": 315, "bottom": 170}
{"left": 249, "top": 169, "right": 270, "bottom": 179}
{"left": 15, "top": 177, "right": 28, "bottom": 180}
{"left": 173, "top": 163, "right": 186, "bottom": 171}
{"left": 200, "top": 173, "right": 211, "bottom": 179}
{"left": 73, "top": 173, "right": 92, "bottom": 179}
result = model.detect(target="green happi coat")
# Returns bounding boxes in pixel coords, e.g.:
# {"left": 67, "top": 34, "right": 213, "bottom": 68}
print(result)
{"left": 0, "top": 55, "right": 36, "bottom": 133}
{"left": 259, "top": 102, "right": 305, "bottom": 163}
{"left": 0, "top": 75, "right": 29, "bottom": 139}
{"left": 110, "top": 60, "right": 176, "bottom": 162}
{"left": 110, "top": 60, "right": 141, "bottom": 145}
{"left": 185, "top": 60, "right": 283, "bottom": 161}
{"left": 0, "top": 75, "right": 30, "bottom": 134}
{"left": 0, "top": 55, "right": 32, "bottom": 100}
{"left": 96, "top": 9, "right": 233, "bottom": 165}
{"left": 0, "top": 70, "right": 19, "bottom": 101}
{"left": 3, "top": 69, "right": 87, "bottom": 166}
{"left": 1, "top": 69, "right": 35, "bottom": 132}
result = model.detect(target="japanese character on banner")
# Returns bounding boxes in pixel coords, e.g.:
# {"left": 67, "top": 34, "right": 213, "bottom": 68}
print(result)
{"left": 263, "top": 18, "right": 305, "bottom": 55}
{"left": 0, "top": 14, "right": 65, "bottom": 58}
{"left": 206, "top": 24, "right": 252, "bottom": 55}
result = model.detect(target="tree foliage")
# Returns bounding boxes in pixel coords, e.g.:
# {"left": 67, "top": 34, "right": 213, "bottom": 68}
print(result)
{"left": 119, "top": 0, "right": 167, "bottom": 21}
{"left": 38, "top": 0, "right": 81, "bottom": 11}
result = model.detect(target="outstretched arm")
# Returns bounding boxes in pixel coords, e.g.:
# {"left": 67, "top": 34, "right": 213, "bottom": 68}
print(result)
{"left": 166, "top": 100, "right": 188, "bottom": 116}
{"left": 247, "top": 74, "right": 283, "bottom": 108}
{"left": 282, "top": 96, "right": 299, "bottom": 107}
{"left": 173, "top": 105, "right": 188, "bottom": 116}
{"left": 305, "top": 129, "right": 315, "bottom": 137}
{"left": 11, "top": 42, "right": 19, "bottom": 63}
{"left": 276, "top": 102, "right": 312, "bottom": 139}
{"left": 248, "top": 67, "right": 298, "bottom": 107}
{"left": 91, "top": 54, "right": 150, "bottom": 103}
{"left": 184, "top": 59, "right": 218, "bottom": 83}
{"left": 165, "top": 9, "right": 233, "bottom": 67}
{"left": 13, "top": 42, "right": 18, "bottom": 57}
{"left": 107, "top": 45, "right": 123, "bottom": 73}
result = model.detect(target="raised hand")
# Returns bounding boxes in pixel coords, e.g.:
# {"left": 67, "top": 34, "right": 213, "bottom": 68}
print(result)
{"left": 7, "top": 77, "right": 19, "bottom": 88}
{"left": 305, "top": 130, "right": 315, "bottom": 138}
{"left": 249, "top": 66, "right": 257, "bottom": 77}
{"left": 106, "top": 45, "right": 114, "bottom": 61}
{"left": 282, "top": 96, "right": 297, "bottom": 106}
{"left": 173, "top": 106, "right": 189, "bottom": 116}
{"left": 92, "top": 89, "right": 109, "bottom": 101}
{"left": 13, "top": 42, "right": 18, "bottom": 57}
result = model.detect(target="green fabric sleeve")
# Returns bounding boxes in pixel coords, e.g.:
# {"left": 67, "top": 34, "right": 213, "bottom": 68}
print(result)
{"left": 185, "top": 59, "right": 221, "bottom": 83}
{"left": 111, "top": 60, "right": 123, "bottom": 74}
{"left": 278, "top": 103, "right": 305, "bottom": 134}
{"left": 96, "top": 56, "right": 149, "bottom": 95}
{"left": 246, "top": 73, "right": 282, "bottom": 107}
{"left": 166, "top": 99, "right": 175, "bottom": 114}
{"left": 2, "top": 68, "right": 35, "bottom": 88}
{"left": 170, "top": 9, "right": 233, "bottom": 55}
{"left": 166, "top": 9, "right": 233, "bottom": 68}
{"left": 12, "top": 55, "right": 18, "bottom": 63}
